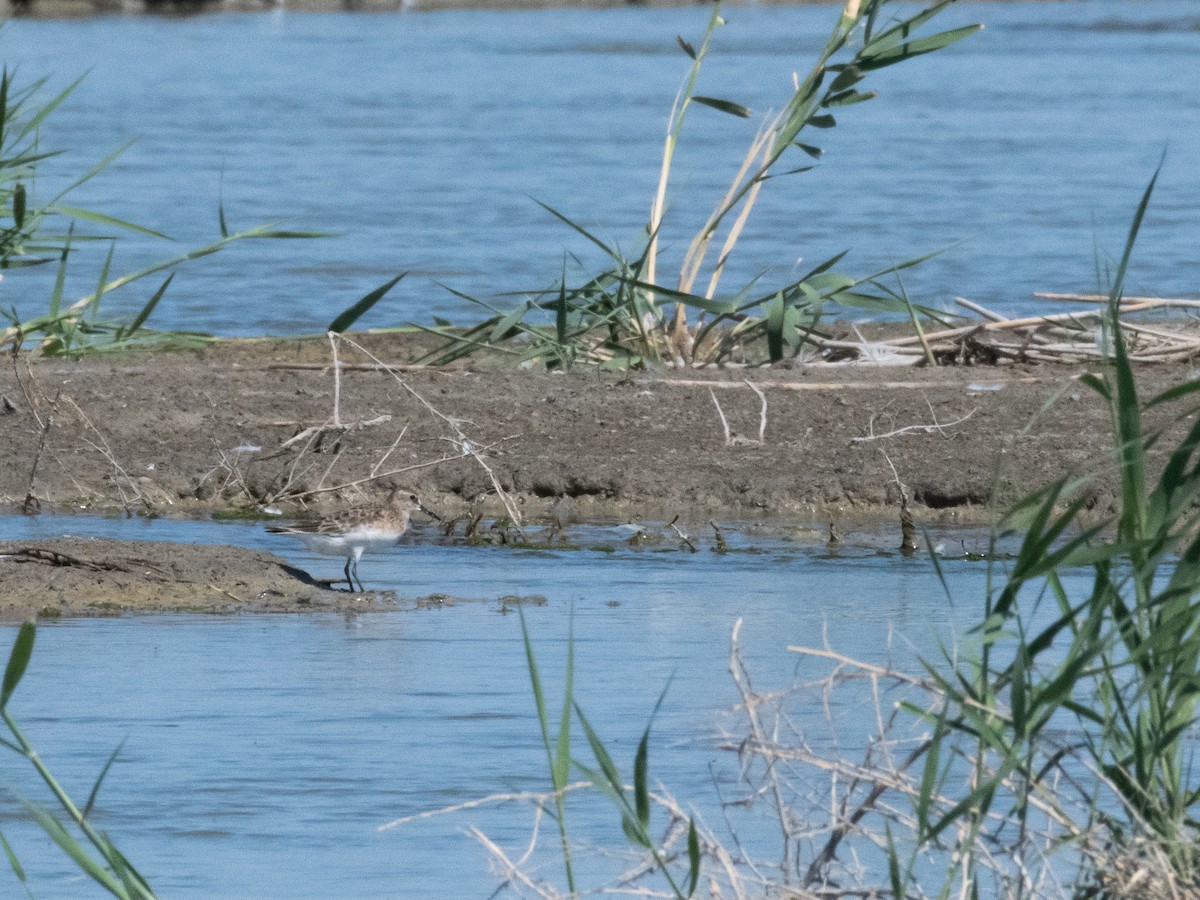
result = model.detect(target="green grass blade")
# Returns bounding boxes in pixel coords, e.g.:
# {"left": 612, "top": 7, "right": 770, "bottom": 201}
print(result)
{"left": 0, "top": 830, "right": 30, "bottom": 894}
{"left": 13, "top": 182, "right": 25, "bottom": 229}
{"left": 46, "top": 140, "right": 136, "bottom": 207}
{"left": 517, "top": 608, "right": 552, "bottom": 762}
{"left": 48, "top": 226, "right": 72, "bottom": 319}
{"left": 574, "top": 704, "right": 628, "bottom": 805}
{"left": 121, "top": 274, "right": 174, "bottom": 339}
{"left": 634, "top": 726, "right": 650, "bottom": 832}
{"left": 83, "top": 738, "right": 129, "bottom": 820}
{"left": 90, "top": 242, "right": 116, "bottom": 324}
{"left": 859, "top": 24, "right": 983, "bottom": 71}
{"left": 1, "top": 623, "right": 35, "bottom": 711}
{"left": 14, "top": 72, "right": 86, "bottom": 141}
{"left": 532, "top": 199, "right": 618, "bottom": 261}
{"left": 49, "top": 206, "right": 171, "bottom": 241}
{"left": 327, "top": 273, "right": 407, "bottom": 334}
{"left": 553, "top": 608, "right": 574, "bottom": 792}
{"left": 691, "top": 96, "right": 750, "bottom": 118}
{"left": 20, "top": 804, "right": 126, "bottom": 897}
{"left": 685, "top": 818, "right": 700, "bottom": 897}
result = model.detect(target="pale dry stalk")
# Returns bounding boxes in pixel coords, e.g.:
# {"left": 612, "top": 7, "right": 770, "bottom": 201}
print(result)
{"left": 336, "top": 334, "right": 526, "bottom": 533}
{"left": 730, "top": 618, "right": 798, "bottom": 883}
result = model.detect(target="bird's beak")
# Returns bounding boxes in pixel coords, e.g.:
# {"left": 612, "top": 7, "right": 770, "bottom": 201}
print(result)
{"left": 420, "top": 504, "right": 441, "bottom": 522}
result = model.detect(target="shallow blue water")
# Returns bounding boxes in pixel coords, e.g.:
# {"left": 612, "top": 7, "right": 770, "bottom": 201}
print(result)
{"left": 3, "top": 2, "right": 1198, "bottom": 336}
{"left": 0, "top": 513, "right": 1062, "bottom": 897}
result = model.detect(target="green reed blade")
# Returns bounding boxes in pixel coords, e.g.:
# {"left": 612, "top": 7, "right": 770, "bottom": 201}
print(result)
{"left": 120, "top": 274, "right": 174, "bottom": 339}
{"left": 685, "top": 818, "right": 700, "bottom": 896}
{"left": 691, "top": 96, "right": 750, "bottom": 118}
{"left": 328, "top": 273, "right": 407, "bottom": 334}
{"left": 14, "top": 73, "right": 86, "bottom": 143}
{"left": 83, "top": 738, "right": 129, "bottom": 821}
{"left": 0, "top": 830, "right": 32, "bottom": 898}
{"left": 50, "top": 206, "right": 171, "bottom": 241}
{"left": 20, "top": 803, "right": 125, "bottom": 897}
{"left": 1, "top": 624, "right": 35, "bottom": 711}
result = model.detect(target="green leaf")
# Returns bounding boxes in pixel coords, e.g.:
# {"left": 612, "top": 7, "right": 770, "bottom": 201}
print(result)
{"left": 532, "top": 199, "right": 617, "bottom": 260}
{"left": 84, "top": 738, "right": 129, "bottom": 820}
{"left": 676, "top": 35, "right": 697, "bottom": 59}
{"left": 795, "top": 143, "right": 823, "bottom": 159}
{"left": 15, "top": 72, "right": 87, "bottom": 142}
{"left": 555, "top": 267, "right": 569, "bottom": 347}
{"left": 806, "top": 272, "right": 857, "bottom": 294}
{"left": 49, "top": 206, "right": 172, "bottom": 241}
{"left": 553, "top": 608, "right": 574, "bottom": 792}
{"left": 822, "top": 89, "right": 877, "bottom": 108}
{"left": 808, "top": 114, "right": 836, "bottom": 129}
{"left": 765, "top": 292, "right": 788, "bottom": 363}
{"left": 685, "top": 818, "right": 700, "bottom": 897}
{"left": 49, "top": 226, "right": 72, "bottom": 319}
{"left": 1, "top": 623, "right": 35, "bottom": 711}
{"left": 489, "top": 303, "right": 528, "bottom": 344}
{"left": 859, "top": 24, "right": 983, "bottom": 71}
{"left": 885, "top": 822, "right": 903, "bottom": 897}
{"left": 828, "top": 64, "right": 864, "bottom": 92}
{"left": 692, "top": 96, "right": 751, "bottom": 119}
{"left": 327, "top": 273, "right": 407, "bottom": 334}
{"left": 21, "top": 803, "right": 124, "bottom": 896}
{"left": 574, "top": 704, "right": 626, "bottom": 800}
{"left": 0, "top": 830, "right": 27, "bottom": 887}
{"left": 120, "top": 274, "right": 174, "bottom": 339}
{"left": 862, "top": 0, "right": 960, "bottom": 54}
{"left": 633, "top": 727, "right": 650, "bottom": 832}
{"left": 12, "top": 182, "right": 25, "bottom": 229}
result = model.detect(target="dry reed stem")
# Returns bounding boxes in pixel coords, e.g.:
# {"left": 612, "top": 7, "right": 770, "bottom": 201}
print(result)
{"left": 664, "top": 375, "right": 1051, "bottom": 393}
{"left": 730, "top": 618, "right": 797, "bottom": 884}
{"left": 335, "top": 334, "right": 526, "bottom": 533}
{"left": 378, "top": 781, "right": 593, "bottom": 831}
{"left": 1036, "top": 292, "right": 1200, "bottom": 308}
{"left": 469, "top": 825, "right": 560, "bottom": 900}
{"left": 851, "top": 407, "right": 977, "bottom": 444}
{"left": 266, "top": 361, "right": 438, "bottom": 372}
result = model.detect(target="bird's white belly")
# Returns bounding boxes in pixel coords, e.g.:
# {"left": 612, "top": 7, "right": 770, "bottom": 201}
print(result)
{"left": 296, "top": 527, "right": 401, "bottom": 557}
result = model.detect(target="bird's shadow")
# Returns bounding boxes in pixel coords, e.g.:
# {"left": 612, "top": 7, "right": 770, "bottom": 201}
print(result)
{"left": 276, "top": 563, "right": 347, "bottom": 593}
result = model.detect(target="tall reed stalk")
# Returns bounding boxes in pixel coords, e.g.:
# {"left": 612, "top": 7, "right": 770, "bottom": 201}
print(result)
{"left": 422, "top": 0, "right": 979, "bottom": 369}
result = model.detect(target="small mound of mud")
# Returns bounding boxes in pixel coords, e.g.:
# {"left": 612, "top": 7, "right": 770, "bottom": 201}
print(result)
{"left": 0, "top": 537, "right": 396, "bottom": 620}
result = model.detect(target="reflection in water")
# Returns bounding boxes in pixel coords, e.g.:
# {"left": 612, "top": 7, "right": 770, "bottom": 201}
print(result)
{"left": 0, "top": 513, "right": 1086, "bottom": 897}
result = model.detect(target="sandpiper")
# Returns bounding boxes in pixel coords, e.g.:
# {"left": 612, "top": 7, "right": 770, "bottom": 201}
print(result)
{"left": 266, "top": 487, "right": 437, "bottom": 592}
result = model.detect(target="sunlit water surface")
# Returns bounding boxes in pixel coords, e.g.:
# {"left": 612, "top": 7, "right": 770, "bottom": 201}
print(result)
{"left": 0, "top": 513, "right": 1091, "bottom": 897}
{"left": 2, "top": 1, "right": 1198, "bottom": 335}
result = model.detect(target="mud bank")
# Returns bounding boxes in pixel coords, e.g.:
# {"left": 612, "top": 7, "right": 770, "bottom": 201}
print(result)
{"left": 0, "top": 536, "right": 386, "bottom": 619}
{"left": 0, "top": 331, "right": 1184, "bottom": 528}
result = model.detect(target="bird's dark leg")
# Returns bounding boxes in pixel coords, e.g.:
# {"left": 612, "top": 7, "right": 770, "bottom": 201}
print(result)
{"left": 344, "top": 557, "right": 357, "bottom": 592}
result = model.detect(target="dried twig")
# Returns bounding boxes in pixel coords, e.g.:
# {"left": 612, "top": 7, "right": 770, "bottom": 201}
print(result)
{"left": 667, "top": 515, "right": 697, "bottom": 553}
{"left": 336, "top": 334, "right": 526, "bottom": 534}
{"left": 852, "top": 407, "right": 977, "bottom": 444}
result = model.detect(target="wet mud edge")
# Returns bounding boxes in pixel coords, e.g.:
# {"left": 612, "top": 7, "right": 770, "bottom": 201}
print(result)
{"left": 0, "top": 331, "right": 1190, "bottom": 615}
